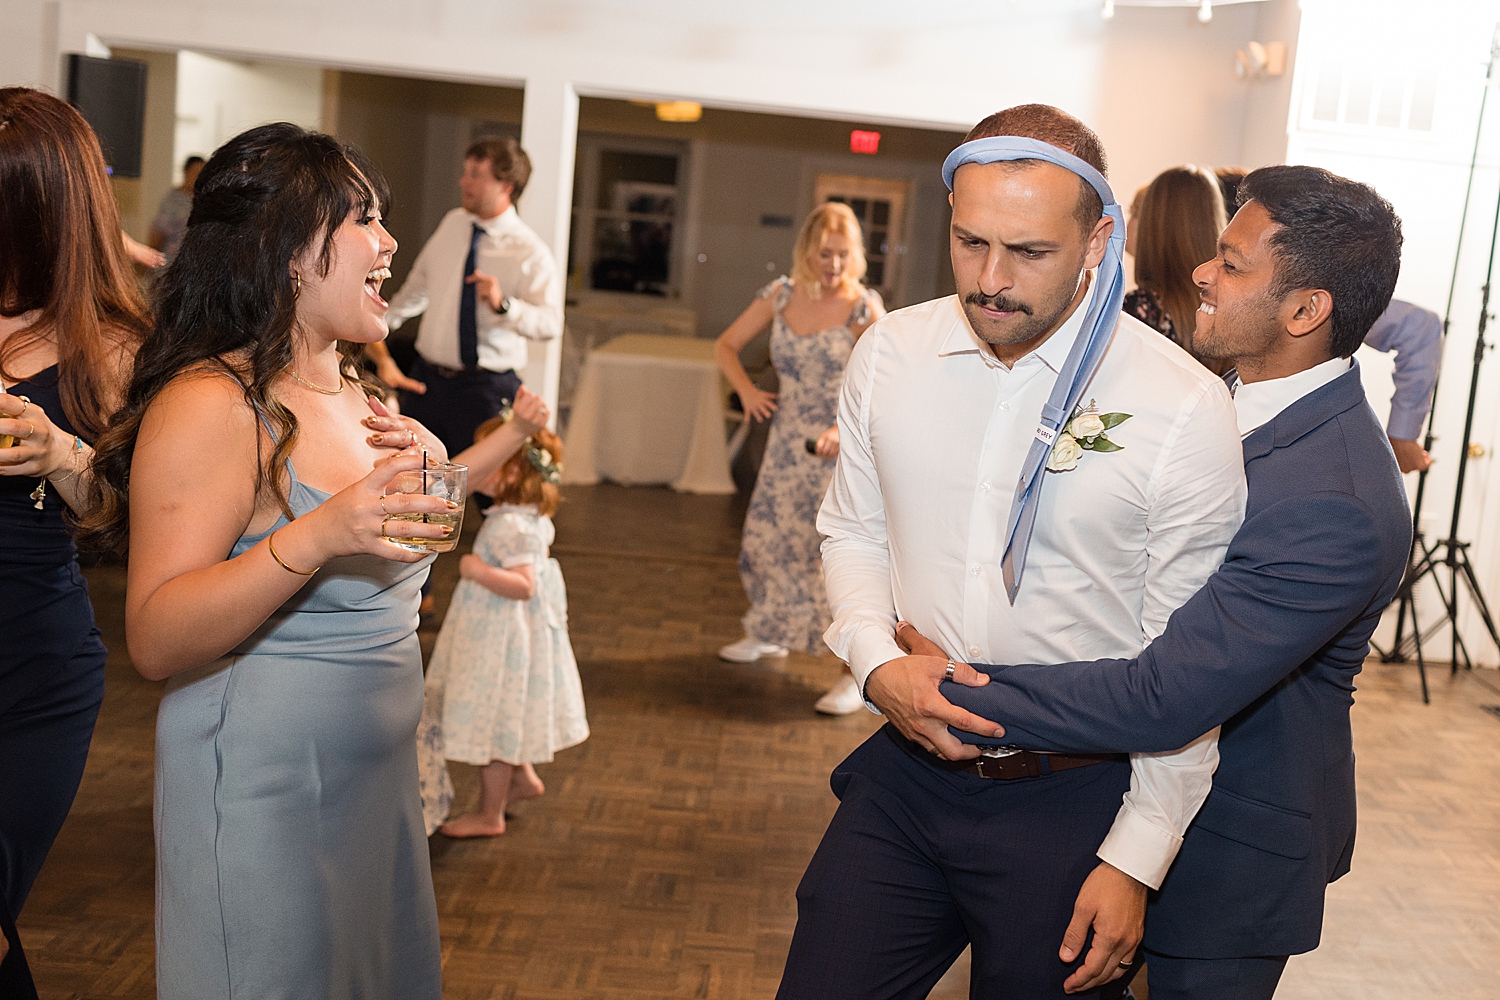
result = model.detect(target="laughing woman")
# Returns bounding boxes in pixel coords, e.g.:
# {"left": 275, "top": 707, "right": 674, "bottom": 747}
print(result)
{"left": 82, "top": 124, "right": 544, "bottom": 1000}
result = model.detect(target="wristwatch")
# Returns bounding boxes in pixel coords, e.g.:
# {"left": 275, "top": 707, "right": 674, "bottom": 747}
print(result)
{"left": 497, "top": 295, "right": 512, "bottom": 315}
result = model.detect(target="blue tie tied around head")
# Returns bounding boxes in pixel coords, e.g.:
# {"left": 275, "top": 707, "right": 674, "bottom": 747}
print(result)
{"left": 940, "top": 137, "right": 1127, "bottom": 604}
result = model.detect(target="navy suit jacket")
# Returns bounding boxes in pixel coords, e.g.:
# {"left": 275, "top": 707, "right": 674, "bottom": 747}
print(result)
{"left": 943, "top": 363, "right": 1411, "bottom": 959}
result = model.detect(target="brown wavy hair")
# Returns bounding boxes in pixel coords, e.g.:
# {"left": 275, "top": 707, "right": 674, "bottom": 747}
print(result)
{"left": 0, "top": 88, "right": 150, "bottom": 436}
{"left": 474, "top": 416, "right": 562, "bottom": 517}
{"left": 1133, "top": 165, "right": 1227, "bottom": 356}
{"left": 80, "top": 123, "right": 385, "bottom": 554}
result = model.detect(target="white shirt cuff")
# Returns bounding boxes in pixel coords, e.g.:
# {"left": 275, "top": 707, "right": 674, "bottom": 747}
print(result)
{"left": 846, "top": 628, "right": 907, "bottom": 714}
{"left": 1095, "top": 803, "right": 1184, "bottom": 891}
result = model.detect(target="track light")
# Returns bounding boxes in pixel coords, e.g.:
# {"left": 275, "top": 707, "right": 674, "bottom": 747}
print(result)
{"left": 1198, "top": 0, "right": 1213, "bottom": 22}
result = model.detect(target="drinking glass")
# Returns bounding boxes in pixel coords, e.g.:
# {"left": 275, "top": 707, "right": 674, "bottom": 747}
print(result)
{"left": 383, "top": 460, "right": 467, "bottom": 553}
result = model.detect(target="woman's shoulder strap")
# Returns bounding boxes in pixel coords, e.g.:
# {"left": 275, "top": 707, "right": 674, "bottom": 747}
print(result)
{"left": 849, "top": 287, "right": 884, "bottom": 327}
{"left": 757, "top": 275, "right": 794, "bottom": 311}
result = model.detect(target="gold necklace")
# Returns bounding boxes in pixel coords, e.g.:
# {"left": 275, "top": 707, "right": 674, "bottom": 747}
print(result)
{"left": 286, "top": 366, "right": 344, "bottom": 395}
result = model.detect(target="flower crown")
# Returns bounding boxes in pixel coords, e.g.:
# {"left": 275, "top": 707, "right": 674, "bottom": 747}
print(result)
{"left": 497, "top": 406, "right": 563, "bottom": 485}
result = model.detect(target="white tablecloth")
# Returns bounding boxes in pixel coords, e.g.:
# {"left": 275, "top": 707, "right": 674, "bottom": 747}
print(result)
{"left": 562, "top": 334, "right": 736, "bottom": 494}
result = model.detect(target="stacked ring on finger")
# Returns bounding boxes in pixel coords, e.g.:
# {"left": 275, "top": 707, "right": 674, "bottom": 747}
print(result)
{"left": 944, "top": 660, "right": 956, "bottom": 681}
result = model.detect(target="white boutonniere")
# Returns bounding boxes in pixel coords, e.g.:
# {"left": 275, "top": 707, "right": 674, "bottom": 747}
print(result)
{"left": 1046, "top": 400, "right": 1133, "bottom": 473}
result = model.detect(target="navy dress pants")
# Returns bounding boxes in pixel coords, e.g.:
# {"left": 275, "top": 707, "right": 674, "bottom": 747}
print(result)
{"left": 777, "top": 724, "right": 1134, "bottom": 1000}
{"left": 400, "top": 357, "right": 522, "bottom": 459}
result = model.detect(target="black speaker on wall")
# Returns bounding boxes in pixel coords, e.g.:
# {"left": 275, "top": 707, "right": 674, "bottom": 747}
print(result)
{"left": 65, "top": 53, "right": 148, "bottom": 178}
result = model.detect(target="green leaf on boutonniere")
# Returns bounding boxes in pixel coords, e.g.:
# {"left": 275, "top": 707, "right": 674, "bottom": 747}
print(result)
{"left": 1099, "top": 412, "right": 1132, "bottom": 430}
{"left": 1086, "top": 436, "right": 1123, "bottom": 452}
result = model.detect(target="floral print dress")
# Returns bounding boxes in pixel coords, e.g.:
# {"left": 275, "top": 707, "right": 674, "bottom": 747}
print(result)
{"left": 739, "top": 277, "right": 879, "bottom": 653}
{"left": 417, "top": 504, "right": 588, "bottom": 834}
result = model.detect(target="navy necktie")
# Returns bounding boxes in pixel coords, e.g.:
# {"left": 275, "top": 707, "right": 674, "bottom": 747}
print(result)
{"left": 458, "top": 222, "right": 483, "bottom": 371}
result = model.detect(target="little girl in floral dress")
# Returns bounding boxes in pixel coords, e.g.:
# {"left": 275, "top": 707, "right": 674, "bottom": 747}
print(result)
{"left": 417, "top": 415, "right": 588, "bottom": 837}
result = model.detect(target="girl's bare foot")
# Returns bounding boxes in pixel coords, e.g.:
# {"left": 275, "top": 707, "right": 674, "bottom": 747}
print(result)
{"left": 439, "top": 812, "right": 506, "bottom": 838}
{"left": 509, "top": 764, "right": 545, "bottom": 802}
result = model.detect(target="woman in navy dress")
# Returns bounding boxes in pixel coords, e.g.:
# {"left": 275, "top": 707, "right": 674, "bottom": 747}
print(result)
{"left": 0, "top": 88, "right": 151, "bottom": 996}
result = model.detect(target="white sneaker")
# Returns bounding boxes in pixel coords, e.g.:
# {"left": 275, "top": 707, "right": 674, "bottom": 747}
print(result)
{"left": 814, "top": 674, "right": 866, "bottom": 716}
{"left": 718, "top": 637, "right": 790, "bottom": 662}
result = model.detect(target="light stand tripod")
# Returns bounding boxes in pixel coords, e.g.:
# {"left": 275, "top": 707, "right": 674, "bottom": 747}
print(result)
{"left": 1377, "top": 26, "right": 1500, "bottom": 703}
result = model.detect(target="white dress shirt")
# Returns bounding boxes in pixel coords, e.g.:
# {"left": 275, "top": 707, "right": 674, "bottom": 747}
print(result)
{"left": 1232, "top": 356, "right": 1353, "bottom": 438}
{"left": 818, "top": 294, "right": 1247, "bottom": 889}
{"left": 387, "top": 206, "right": 563, "bottom": 373}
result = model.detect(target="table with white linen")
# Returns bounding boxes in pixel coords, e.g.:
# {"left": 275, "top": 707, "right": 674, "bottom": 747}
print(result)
{"left": 562, "top": 333, "right": 736, "bottom": 494}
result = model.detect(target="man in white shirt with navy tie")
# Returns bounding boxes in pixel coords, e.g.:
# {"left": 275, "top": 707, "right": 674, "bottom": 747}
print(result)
{"left": 775, "top": 105, "right": 1245, "bottom": 999}
{"left": 368, "top": 137, "right": 563, "bottom": 458}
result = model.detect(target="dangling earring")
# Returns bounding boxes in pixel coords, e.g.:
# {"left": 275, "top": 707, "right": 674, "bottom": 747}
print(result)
{"left": 292, "top": 270, "right": 302, "bottom": 300}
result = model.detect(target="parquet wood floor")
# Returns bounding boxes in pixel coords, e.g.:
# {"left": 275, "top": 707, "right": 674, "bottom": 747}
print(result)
{"left": 15, "top": 483, "right": 1500, "bottom": 999}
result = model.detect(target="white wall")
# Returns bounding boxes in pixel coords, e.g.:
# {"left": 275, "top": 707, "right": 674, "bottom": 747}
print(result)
{"left": 173, "top": 50, "right": 323, "bottom": 170}
{"left": 0, "top": 0, "right": 60, "bottom": 92}
{"left": 40, "top": 0, "right": 1298, "bottom": 199}
{"left": 1285, "top": 0, "right": 1500, "bottom": 666}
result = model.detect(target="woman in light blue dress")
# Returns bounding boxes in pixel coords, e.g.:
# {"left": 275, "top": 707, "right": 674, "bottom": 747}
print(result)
{"left": 713, "top": 203, "right": 883, "bottom": 714}
{"left": 81, "top": 124, "right": 547, "bottom": 1000}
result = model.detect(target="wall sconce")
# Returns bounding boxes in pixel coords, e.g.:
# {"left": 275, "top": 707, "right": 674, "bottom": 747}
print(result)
{"left": 1236, "top": 40, "right": 1287, "bottom": 78}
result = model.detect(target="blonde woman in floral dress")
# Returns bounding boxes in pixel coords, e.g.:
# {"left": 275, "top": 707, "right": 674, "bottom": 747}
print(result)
{"left": 713, "top": 203, "right": 883, "bottom": 715}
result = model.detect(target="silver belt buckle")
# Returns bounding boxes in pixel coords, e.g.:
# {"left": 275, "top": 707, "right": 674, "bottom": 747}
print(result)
{"left": 977, "top": 744, "right": 1022, "bottom": 758}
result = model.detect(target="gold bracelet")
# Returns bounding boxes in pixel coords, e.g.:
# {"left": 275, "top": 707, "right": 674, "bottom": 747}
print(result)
{"left": 267, "top": 528, "right": 317, "bottom": 576}
{"left": 47, "top": 436, "right": 85, "bottom": 485}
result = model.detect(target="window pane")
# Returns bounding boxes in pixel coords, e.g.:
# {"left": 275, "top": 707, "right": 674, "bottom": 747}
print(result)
{"left": 596, "top": 150, "right": 679, "bottom": 211}
{"left": 849, "top": 198, "right": 868, "bottom": 220}
{"left": 867, "top": 260, "right": 885, "bottom": 286}
{"left": 872, "top": 201, "right": 890, "bottom": 226}
{"left": 591, "top": 218, "right": 673, "bottom": 295}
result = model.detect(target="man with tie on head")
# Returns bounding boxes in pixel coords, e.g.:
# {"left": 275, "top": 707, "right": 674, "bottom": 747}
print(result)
{"left": 368, "top": 137, "right": 562, "bottom": 460}
{"left": 775, "top": 105, "right": 1246, "bottom": 1000}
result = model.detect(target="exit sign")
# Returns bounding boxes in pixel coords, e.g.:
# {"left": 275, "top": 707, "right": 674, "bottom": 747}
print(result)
{"left": 850, "top": 130, "right": 881, "bottom": 155}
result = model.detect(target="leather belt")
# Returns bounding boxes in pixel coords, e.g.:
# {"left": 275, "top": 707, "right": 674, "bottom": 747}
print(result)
{"left": 421, "top": 359, "right": 471, "bottom": 378}
{"left": 933, "top": 750, "right": 1126, "bottom": 780}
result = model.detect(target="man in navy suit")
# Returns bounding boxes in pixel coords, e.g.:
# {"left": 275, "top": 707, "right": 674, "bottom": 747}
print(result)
{"left": 889, "top": 165, "right": 1411, "bottom": 998}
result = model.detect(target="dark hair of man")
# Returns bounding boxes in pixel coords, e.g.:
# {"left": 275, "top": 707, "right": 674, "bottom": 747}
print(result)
{"left": 962, "top": 104, "right": 1108, "bottom": 233}
{"left": 184, "top": 154, "right": 205, "bottom": 171}
{"left": 81, "top": 122, "right": 388, "bottom": 554}
{"left": 464, "top": 136, "right": 531, "bottom": 202}
{"left": 0, "top": 87, "right": 151, "bottom": 439}
{"left": 1214, "top": 166, "right": 1248, "bottom": 212}
{"left": 1238, "top": 165, "right": 1403, "bottom": 359}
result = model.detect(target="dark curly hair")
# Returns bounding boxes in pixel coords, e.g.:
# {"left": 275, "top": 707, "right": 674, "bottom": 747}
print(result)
{"left": 1238, "top": 165, "right": 1403, "bottom": 359}
{"left": 80, "top": 122, "right": 388, "bottom": 553}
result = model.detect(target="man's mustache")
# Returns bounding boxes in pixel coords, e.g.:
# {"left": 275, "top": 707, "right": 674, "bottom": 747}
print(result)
{"left": 965, "top": 291, "right": 1033, "bottom": 316}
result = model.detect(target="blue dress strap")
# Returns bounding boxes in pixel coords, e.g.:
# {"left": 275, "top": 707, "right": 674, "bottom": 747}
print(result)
{"left": 217, "top": 365, "right": 302, "bottom": 483}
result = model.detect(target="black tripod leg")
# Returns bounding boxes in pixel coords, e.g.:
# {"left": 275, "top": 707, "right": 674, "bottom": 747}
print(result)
{"left": 1456, "top": 548, "right": 1500, "bottom": 671}
{"left": 1410, "top": 587, "right": 1430, "bottom": 704}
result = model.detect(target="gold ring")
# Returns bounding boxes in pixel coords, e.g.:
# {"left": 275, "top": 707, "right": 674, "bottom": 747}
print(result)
{"left": 16, "top": 395, "right": 29, "bottom": 417}
{"left": 22, "top": 421, "right": 35, "bottom": 440}
{"left": 380, "top": 515, "right": 391, "bottom": 538}
{"left": 944, "top": 660, "right": 956, "bottom": 681}
{"left": 1117, "top": 959, "right": 1133, "bottom": 969}
{"left": 380, "top": 496, "right": 391, "bottom": 516}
